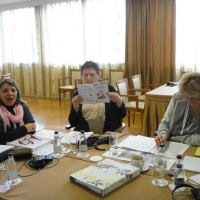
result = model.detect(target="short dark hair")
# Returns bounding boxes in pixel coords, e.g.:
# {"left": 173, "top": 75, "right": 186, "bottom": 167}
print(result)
{"left": 0, "top": 79, "right": 21, "bottom": 105}
{"left": 81, "top": 61, "right": 99, "bottom": 75}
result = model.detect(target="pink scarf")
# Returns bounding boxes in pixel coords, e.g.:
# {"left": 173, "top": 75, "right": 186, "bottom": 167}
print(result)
{"left": 0, "top": 104, "right": 24, "bottom": 132}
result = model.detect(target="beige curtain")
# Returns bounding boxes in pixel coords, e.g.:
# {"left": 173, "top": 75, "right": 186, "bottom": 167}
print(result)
{"left": 125, "top": 0, "right": 176, "bottom": 87}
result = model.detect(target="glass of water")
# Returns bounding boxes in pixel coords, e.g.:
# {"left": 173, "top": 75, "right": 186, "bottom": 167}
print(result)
{"left": 152, "top": 155, "right": 168, "bottom": 187}
{"left": 109, "top": 133, "right": 118, "bottom": 156}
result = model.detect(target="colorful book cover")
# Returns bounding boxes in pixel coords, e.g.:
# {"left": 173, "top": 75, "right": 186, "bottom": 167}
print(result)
{"left": 70, "top": 158, "right": 140, "bottom": 196}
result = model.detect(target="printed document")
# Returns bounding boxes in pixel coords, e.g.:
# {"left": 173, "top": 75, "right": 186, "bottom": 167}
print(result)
{"left": 118, "top": 135, "right": 156, "bottom": 153}
{"left": 78, "top": 81, "right": 110, "bottom": 104}
{"left": 183, "top": 156, "right": 200, "bottom": 173}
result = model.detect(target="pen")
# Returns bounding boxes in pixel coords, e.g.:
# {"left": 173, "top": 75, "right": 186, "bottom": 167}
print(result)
{"left": 154, "top": 132, "right": 162, "bottom": 143}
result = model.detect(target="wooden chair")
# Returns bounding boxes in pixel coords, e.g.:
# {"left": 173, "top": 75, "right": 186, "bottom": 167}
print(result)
{"left": 1, "top": 73, "right": 11, "bottom": 80}
{"left": 116, "top": 78, "right": 145, "bottom": 127}
{"left": 109, "top": 68, "right": 125, "bottom": 90}
{"left": 131, "top": 74, "right": 160, "bottom": 101}
{"left": 58, "top": 69, "right": 81, "bottom": 106}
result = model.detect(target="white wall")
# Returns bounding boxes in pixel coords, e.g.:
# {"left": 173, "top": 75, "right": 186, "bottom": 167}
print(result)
{"left": 0, "top": 0, "right": 66, "bottom": 11}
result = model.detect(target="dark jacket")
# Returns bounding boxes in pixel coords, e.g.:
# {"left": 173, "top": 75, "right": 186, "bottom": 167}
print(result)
{"left": 68, "top": 85, "right": 126, "bottom": 133}
{"left": 0, "top": 102, "right": 35, "bottom": 145}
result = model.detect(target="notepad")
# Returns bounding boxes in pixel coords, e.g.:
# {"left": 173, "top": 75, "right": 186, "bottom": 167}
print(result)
{"left": 195, "top": 147, "right": 200, "bottom": 156}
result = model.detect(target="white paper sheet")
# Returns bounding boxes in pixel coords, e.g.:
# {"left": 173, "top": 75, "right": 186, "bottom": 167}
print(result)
{"left": 34, "top": 129, "right": 66, "bottom": 140}
{"left": 183, "top": 156, "right": 200, "bottom": 172}
{"left": 0, "top": 145, "right": 13, "bottom": 154}
{"left": 118, "top": 135, "right": 156, "bottom": 153}
{"left": 150, "top": 141, "right": 190, "bottom": 159}
{"left": 189, "top": 174, "right": 200, "bottom": 185}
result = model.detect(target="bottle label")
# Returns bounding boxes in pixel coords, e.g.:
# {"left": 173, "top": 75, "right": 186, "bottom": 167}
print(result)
{"left": 54, "top": 146, "right": 62, "bottom": 154}
{"left": 175, "top": 176, "right": 184, "bottom": 185}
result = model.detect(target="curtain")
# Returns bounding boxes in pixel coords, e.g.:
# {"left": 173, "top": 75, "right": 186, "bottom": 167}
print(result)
{"left": 0, "top": 0, "right": 125, "bottom": 99}
{"left": 125, "top": 0, "right": 176, "bottom": 86}
{"left": 176, "top": 0, "right": 200, "bottom": 80}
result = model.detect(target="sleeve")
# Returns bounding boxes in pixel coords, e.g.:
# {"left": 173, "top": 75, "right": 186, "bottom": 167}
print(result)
{"left": 68, "top": 91, "right": 82, "bottom": 127}
{"left": 0, "top": 102, "right": 35, "bottom": 145}
{"left": 108, "top": 85, "right": 126, "bottom": 118}
{"left": 180, "top": 134, "right": 200, "bottom": 146}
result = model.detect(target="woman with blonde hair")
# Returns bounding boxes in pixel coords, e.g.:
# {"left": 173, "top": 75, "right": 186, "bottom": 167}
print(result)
{"left": 155, "top": 72, "right": 200, "bottom": 146}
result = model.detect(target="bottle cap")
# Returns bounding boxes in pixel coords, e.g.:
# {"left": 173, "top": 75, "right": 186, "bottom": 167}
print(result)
{"left": 54, "top": 131, "right": 58, "bottom": 134}
{"left": 160, "top": 144, "right": 165, "bottom": 148}
{"left": 176, "top": 164, "right": 182, "bottom": 168}
{"left": 80, "top": 130, "right": 85, "bottom": 134}
{"left": 8, "top": 152, "right": 13, "bottom": 157}
{"left": 177, "top": 154, "right": 182, "bottom": 159}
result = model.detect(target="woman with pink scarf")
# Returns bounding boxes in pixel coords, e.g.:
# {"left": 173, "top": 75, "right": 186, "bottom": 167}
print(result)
{"left": 0, "top": 79, "right": 36, "bottom": 144}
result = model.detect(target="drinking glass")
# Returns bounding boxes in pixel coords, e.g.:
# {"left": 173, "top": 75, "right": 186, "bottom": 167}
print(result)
{"left": 0, "top": 164, "right": 9, "bottom": 192}
{"left": 69, "top": 133, "right": 79, "bottom": 155}
{"left": 152, "top": 155, "right": 168, "bottom": 187}
{"left": 109, "top": 133, "right": 118, "bottom": 156}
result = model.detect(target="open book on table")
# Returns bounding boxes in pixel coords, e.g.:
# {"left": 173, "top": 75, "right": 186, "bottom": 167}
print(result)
{"left": 70, "top": 158, "right": 140, "bottom": 196}
{"left": 78, "top": 81, "right": 110, "bottom": 104}
{"left": 6, "top": 134, "right": 52, "bottom": 150}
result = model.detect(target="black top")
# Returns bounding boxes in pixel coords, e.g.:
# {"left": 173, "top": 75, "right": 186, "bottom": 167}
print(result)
{"left": 0, "top": 102, "right": 35, "bottom": 145}
{"left": 68, "top": 85, "right": 126, "bottom": 133}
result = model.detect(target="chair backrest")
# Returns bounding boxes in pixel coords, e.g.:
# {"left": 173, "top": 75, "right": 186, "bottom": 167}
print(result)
{"left": 116, "top": 78, "right": 129, "bottom": 103}
{"left": 70, "top": 69, "right": 81, "bottom": 85}
{"left": 109, "top": 69, "right": 125, "bottom": 87}
{"left": 131, "top": 74, "right": 142, "bottom": 96}
{"left": 1, "top": 73, "right": 11, "bottom": 80}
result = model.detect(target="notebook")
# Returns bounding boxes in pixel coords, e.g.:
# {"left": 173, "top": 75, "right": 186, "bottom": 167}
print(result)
{"left": 70, "top": 158, "right": 140, "bottom": 196}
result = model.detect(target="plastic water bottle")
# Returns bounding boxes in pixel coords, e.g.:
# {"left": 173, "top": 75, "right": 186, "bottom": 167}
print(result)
{"left": 153, "top": 145, "right": 167, "bottom": 186}
{"left": 158, "top": 144, "right": 167, "bottom": 171}
{"left": 78, "top": 130, "right": 88, "bottom": 158}
{"left": 53, "top": 131, "right": 62, "bottom": 157}
{"left": 174, "top": 164, "right": 185, "bottom": 191}
{"left": 6, "top": 152, "right": 18, "bottom": 185}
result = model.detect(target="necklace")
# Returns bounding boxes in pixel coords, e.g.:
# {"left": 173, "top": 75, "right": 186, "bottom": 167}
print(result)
{"left": 180, "top": 103, "right": 200, "bottom": 135}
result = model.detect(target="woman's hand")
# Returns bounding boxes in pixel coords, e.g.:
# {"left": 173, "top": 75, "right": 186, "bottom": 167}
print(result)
{"left": 24, "top": 123, "right": 36, "bottom": 132}
{"left": 107, "top": 92, "right": 122, "bottom": 108}
{"left": 72, "top": 95, "right": 83, "bottom": 112}
{"left": 154, "top": 133, "right": 167, "bottom": 146}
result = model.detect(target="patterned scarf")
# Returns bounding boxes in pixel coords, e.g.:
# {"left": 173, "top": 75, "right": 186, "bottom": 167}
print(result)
{"left": 0, "top": 104, "right": 24, "bottom": 132}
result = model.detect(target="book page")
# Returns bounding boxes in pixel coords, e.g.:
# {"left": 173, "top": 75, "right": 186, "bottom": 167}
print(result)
{"left": 78, "top": 81, "right": 110, "bottom": 104}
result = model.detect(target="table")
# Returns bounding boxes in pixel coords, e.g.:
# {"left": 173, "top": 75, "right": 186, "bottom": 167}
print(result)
{"left": 0, "top": 131, "right": 197, "bottom": 200}
{"left": 142, "top": 84, "right": 179, "bottom": 137}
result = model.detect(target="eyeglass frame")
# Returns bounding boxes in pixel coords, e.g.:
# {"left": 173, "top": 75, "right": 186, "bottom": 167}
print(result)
{"left": 19, "top": 134, "right": 42, "bottom": 145}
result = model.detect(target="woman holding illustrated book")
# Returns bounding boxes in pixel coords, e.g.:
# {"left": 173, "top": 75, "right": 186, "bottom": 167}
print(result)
{"left": 68, "top": 61, "right": 126, "bottom": 134}
{"left": 0, "top": 79, "right": 36, "bottom": 145}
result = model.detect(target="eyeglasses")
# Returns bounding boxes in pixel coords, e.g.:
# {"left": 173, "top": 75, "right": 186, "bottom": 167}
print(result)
{"left": 183, "top": 96, "right": 200, "bottom": 102}
{"left": 19, "top": 135, "right": 42, "bottom": 145}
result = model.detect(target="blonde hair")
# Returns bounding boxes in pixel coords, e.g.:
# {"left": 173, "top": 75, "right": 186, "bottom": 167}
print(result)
{"left": 179, "top": 72, "right": 200, "bottom": 97}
